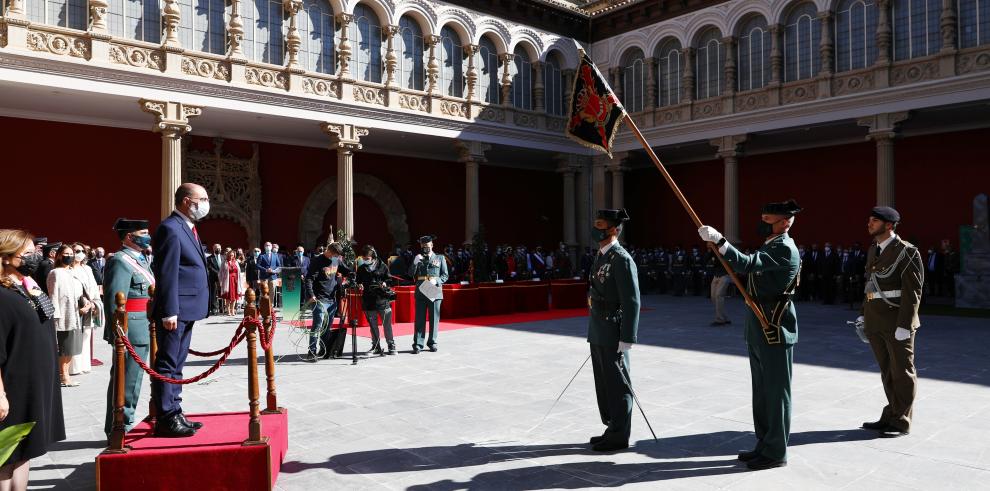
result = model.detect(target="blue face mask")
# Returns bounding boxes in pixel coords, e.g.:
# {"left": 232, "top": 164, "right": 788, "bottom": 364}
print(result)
{"left": 131, "top": 234, "right": 152, "bottom": 249}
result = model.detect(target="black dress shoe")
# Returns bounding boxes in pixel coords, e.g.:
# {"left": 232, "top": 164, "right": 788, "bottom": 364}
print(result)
{"left": 878, "top": 426, "right": 909, "bottom": 438}
{"left": 746, "top": 455, "right": 787, "bottom": 470}
{"left": 591, "top": 440, "right": 628, "bottom": 452}
{"left": 155, "top": 415, "right": 196, "bottom": 438}
{"left": 589, "top": 435, "right": 606, "bottom": 445}
{"left": 178, "top": 413, "right": 203, "bottom": 429}
{"left": 411, "top": 347, "right": 420, "bottom": 354}
{"left": 387, "top": 345, "right": 397, "bottom": 355}
{"left": 428, "top": 345, "right": 438, "bottom": 352}
{"left": 737, "top": 449, "right": 760, "bottom": 462}
{"left": 862, "top": 420, "right": 887, "bottom": 430}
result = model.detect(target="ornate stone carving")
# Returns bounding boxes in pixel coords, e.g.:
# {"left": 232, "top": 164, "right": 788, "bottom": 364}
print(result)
{"left": 546, "top": 116, "right": 566, "bottom": 132}
{"left": 27, "top": 30, "right": 90, "bottom": 59}
{"left": 353, "top": 86, "right": 386, "bottom": 106}
{"left": 657, "top": 105, "right": 687, "bottom": 125}
{"left": 2, "top": 23, "right": 11, "bottom": 48}
{"left": 780, "top": 81, "right": 818, "bottom": 105}
{"left": 383, "top": 24, "right": 400, "bottom": 88}
{"left": 227, "top": 0, "right": 244, "bottom": 57}
{"left": 692, "top": 99, "right": 722, "bottom": 119}
{"left": 245, "top": 67, "right": 287, "bottom": 89}
{"left": 958, "top": 49, "right": 990, "bottom": 74}
{"left": 89, "top": 0, "right": 110, "bottom": 33}
{"left": 302, "top": 78, "right": 341, "bottom": 98}
{"left": 477, "top": 106, "right": 505, "bottom": 123}
{"left": 513, "top": 111, "right": 538, "bottom": 128}
{"left": 734, "top": 91, "right": 770, "bottom": 112}
{"left": 298, "top": 173, "right": 410, "bottom": 249}
{"left": 398, "top": 93, "right": 429, "bottom": 112}
{"left": 439, "top": 100, "right": 468, "bottom": 118}
{"left": 162, "top": 0, "right": 181, "bottom": 47}
{"left": 336, "top": 13, "right": 353, "bottom": 79}
{"left": 110, "top": 44, "right": 165, "bottom": 71}
{"left": 181, "top": 57, "right": 231, "bottom": 81}
{"left": 832, "top": 71, "right": 875, "bottom": 96}
{"left": 184, "top": 138, "right": 263, "bottom": 248}
{"left": 891, "top": 60, "right": 939, "bottom": 86}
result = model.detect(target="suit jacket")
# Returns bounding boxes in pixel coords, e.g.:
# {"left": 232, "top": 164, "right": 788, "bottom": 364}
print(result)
{"left": 34, "top": 259, "right": 55, "bottom": 295}
{"left": 89, "top": 257, "right": 106, "bottom": 285}
{"left": 288, "top": 255, "right": 311, "bottom": 278}
{"left": 151, "top": 212, "right": 209, "bottom": 322}
{"left": 206, "top": 254, "right": 223, "bottom": 282}
{"left": 257, "top": 252, "right": 282, "bottom": 280}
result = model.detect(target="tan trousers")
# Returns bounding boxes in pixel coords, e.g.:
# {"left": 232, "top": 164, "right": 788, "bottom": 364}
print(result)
{"left": 710, "top": 275, "right": 731, "bottom": 322}
{"left": 866, "top": 329, "right": 917, "bottom": 431}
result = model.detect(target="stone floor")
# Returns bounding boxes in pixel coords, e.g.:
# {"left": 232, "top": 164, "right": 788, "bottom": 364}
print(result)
{"left": 27, "top": 295, "right": 990, "bottom": 490}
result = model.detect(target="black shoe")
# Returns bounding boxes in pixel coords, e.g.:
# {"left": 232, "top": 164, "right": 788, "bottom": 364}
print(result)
{"left": 589, "top": 435, "right": 606, "bottom": 445}
{"left": 411, "top": 347, "right": 420, "bottom": 354}
{"left": 155, "top": 414, "right": 197, "bottom": 438}
{"left": 746, "top": 455, "right": 787, "bottom": 470}
{"left": 592, "top": 440, "right": 629, "bottom": 452}
{"left": 862, "top": 420, "right": 887, "bottom": 430}
{"left": 373, "top": 346, "right": 385, "bottom": 356}
{"left": 178, "top": 413, "right": 203, "bottom": 430}
{"left": 428, "top": 345, "right": 438, "bottom": 352}
{"left": 878, "top": 426, "right": 909, "bottom": 438}
{"left": 387, "top": 344, "right": 396, "bottom": 355}
{"left": 737, "top": 449, "right": 759, "bottom": 462}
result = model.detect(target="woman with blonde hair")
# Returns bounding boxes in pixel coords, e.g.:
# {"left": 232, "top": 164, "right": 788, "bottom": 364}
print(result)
{"left": 47, "top": 244, "right": 87, "bottom": 387}
{"left": 0, "top": 229, "right": 66, "bottom": 490}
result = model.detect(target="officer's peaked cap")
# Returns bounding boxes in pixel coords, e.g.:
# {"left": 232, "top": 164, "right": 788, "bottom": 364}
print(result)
{"left": 596, "top": 209, "right": 630, "bottom": 223}
{"left": 871, "top": 206, "right": 900, "bottom": 223}
{"left": 762, "top": 199, "right": 803, "bottom": 216}
{"left": 113, "top": 218, "right": 150, "bottom": 232}
{"left": 418, "top": 235, "right": 435, "bottom": 244}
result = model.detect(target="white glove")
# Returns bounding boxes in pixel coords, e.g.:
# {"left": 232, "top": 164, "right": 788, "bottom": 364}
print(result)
{"left": 894, "top": 327, "right": 911, "bottom": 341}
{"left": 852, "top": 316, "right": 868, "bottom": 344}
{"left": 855, "top": 316, "right": 864, "bottom": 328}
{"left": 617, "top": 341, "right": 633, "bottom": 353}
{"left": 698, "top": 226, "right": 723, "bottom": 244}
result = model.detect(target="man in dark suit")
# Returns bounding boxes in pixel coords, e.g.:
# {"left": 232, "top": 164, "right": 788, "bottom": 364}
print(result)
{"left": 90, "top": 247, "right": 107, "bottom": 287}
{"left": 924, "top": 245, "right": 943, "bottom": 297}
{"left": 246, "top": 248, "right": 261, "bottom": 292}
{"left": 34, "top": 242, "right": 60, "bottom": 295}
{"left": 206, "top": 244, "right": 223, "bottom": 315}
{"left": 818, "top": 242, "right": 839, "bottom": 304}
{"left": 290, "top": 245, "right": 311, "bottom": 278}
{"left": 151, "top": 183, "right": 211, "bottom": 438}
{"left": 257, "top": 241, "right": 282, "bottom": 302}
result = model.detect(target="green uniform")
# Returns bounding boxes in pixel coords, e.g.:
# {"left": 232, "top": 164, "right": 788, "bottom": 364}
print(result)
{"left": 103, "top": 247, "right": 154, "bottom": 436}
{"left": 721, "top": 233, "right": 800, "bottom": 461}
{"left": 587, "top": 241, "right": 640, "bottom": 446}
{"left": 861, "top": 235, "right": 923, "bottom": 432}
{"left": 408, "top": 252, "right": 449, "bottom": 349}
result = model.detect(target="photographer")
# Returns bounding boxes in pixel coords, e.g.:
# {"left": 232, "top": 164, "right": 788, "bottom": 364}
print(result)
{"left": 303, "top": 242, "right": 353, "bottom": 361}
{"left": 357, "top": 245, "right": 396, "bottom": 356}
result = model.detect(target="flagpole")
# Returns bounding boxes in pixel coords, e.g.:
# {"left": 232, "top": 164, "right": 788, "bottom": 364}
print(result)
{"left": 622, "top": 115, "right": 774, "bottom": 335}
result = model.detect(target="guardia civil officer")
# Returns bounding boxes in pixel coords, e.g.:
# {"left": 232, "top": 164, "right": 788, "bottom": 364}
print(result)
{"left": 102, "top": 219, "right": 156, "bottom": 437}
{"left": 408, "top": 235, "right": 448, "bottom": 353}
{"left": 587, "top": 209, "right": 640, "bottom": 452}
{"left": 857, "top": 206, "right": 923, "bottom": 438}
{"left": 698, "top": 199, "right": 802, "bottom": 470}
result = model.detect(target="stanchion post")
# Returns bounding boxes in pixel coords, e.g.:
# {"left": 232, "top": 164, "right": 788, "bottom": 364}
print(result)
{"left": 146, "top": 285, "right": 158, "bottom": 424}
{"left": 259, "top": 283, "right": 282, "bottom": 414}
{"left": 107, "top": 292, "right": 130, "bottom": 453}
{"left": 243, "top": 289, "right": 268, "bottom": 445}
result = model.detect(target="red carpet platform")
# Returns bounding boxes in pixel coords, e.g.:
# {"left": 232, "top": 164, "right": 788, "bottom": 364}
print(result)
{"left": 96, "top": 410, "right": 288, "bottom": 491}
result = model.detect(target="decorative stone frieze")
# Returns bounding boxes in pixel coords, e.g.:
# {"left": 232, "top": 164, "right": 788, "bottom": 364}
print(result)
{"left": 890, "top": 60, "right": 939, "bottom": 86}
{"left": 110, "top": 44, "right": 165, "bottom": 71}
{"left": 246, "top": 67, "right": 287, "bottom": 89}
{"left": 27, "top": 30, "right": 90, "bottom": 59}
{"left": 692, "top": 99, "right": 722, "bottom": 119}
{"left": 832, "top": 71, "right": 875, "bottom": 96}
{"left": 780, "top": 81, "right": 817, "bottom": 105}
{"left": 439, "top": 99, "right": 469, "bottom": 118}
{"left": 957, "top": 48, "right": 990, "bottom": 75}
{"left": 353, "top": 86, "right": 387, "bottom": 106}
{"left": 513, "top": 111, "right": 538, "bottom": 128}
{"left": 735, "top": 91, "right": 770, "bottom": 112}
{"left": 302, "top": 78, "right": 341, "bottom": 99}
{"left": 181, "top": 56, "right": 231, "bottom": 81}
{"left": 398, "top": 93, "right": 430, "bottom": 112}
{"left": 477, "top": 106, "right": 506, "bottom": 123}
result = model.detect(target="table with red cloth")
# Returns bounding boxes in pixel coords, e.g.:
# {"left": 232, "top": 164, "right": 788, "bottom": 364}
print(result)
{"left": 478, "top": 282, "right": 515, "bottom": 315}
{"left": 550, "top": 278, "right": 588, "bottom": 309}
{"left": 393, "top": 286, "right": 417, "bottom": 323}
{"left": 513, "top": 281, "right": 551, "bottom": 312}
{"left": 439, "top": 284, "right": 480, "bottom": 319}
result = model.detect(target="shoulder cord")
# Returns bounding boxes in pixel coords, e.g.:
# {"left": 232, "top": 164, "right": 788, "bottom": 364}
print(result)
{"left": 867, "top": 246, "right": 917, "bottom": 308}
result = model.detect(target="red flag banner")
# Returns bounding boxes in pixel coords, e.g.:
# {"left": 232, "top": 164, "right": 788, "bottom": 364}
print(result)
{"left": 565, "top": 51, "right": 627, "bottom": 158}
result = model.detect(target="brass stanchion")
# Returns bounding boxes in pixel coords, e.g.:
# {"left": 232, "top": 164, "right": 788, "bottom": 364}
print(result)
{"left": 259, "top": 283, "right": 283, "bottom": 415}
{"left": 243, "top": 289, "right": 268, "bottom": 445}
{"left": 106, "top": 292, "right": 130, "bottom": 453}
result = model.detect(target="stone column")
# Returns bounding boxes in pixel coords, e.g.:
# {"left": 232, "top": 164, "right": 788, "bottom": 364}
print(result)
{"left": 817, "top": 10, "right": 834, "bottom": 97}
{"left": 87, "top": 0, "right": 112, "bottom": 63}
{"left": 591, "top": 154, "right": 610, "bottom": 213}
{"left": 722, "top": 36, "right": 737, "bottom": 113}
{"left": 162, "top": 0, "right": 181, "bottom": 47}
{"left": 383, "top": 25, "right": 400, "bottom": 88}
{"left": 576, "top": 156, "right": 592, "bottom": 249}
{"left": 320, "top": 123, "right": 369, "bottom": 238}
{"left": 227, "top": 0, "right": 245, "bottom": 58}
{"left": 464, "top": 44, "right": 479, "bottom": 102}
{"left": 140, "top": 100, "right": 202, "bottom": 219}
{"left": 645, "top": 57, "right": 657, "bottom": 111}
{"left": 89, "top": 0, "right": 110, "bottom": 33}
{"left": 500, "top": 53, "right": 513, "bottom": 106}
{"left": 455, "top": 140, "right": 490, "bottom": 243}
{"left": 939, "top": 0, "right": 958, "bottom": 76}
{"left": 283, "top": 0, "right": 302, "bottom": 69}
{"left": 608, "top": 161, "right": 628, "bottom": 209}
{"left": 858, "top": 112, "right": 909, "bottom": 206}
{"left": 682, "top": 47, "right": 695, "bottom": 103}
{"left": 710, "top": 135, "right": 747, "bottom": 244}
{"left": 610, "top": 67, "right": 624, "bottom": 101}
{"left": 425, "top": 34, "right": 440, "bottom": 95}
{"left": 336, "top": 13, "right": 354, "bottom": 80}
{"left": 876, "top": 0, "right": 892, "bottom": 65}
{"left": 2, "top": 0, "right": 29, "bottom": 52}
{"left": 562, "top": 69, "right": 575, "bottom": 107}
{"left": 532, "top": 61, "right": 545, "bottom": 112}
{"left": 769, "top": 24, "right": 783, "bottom": 84}
{"left": 555, "top": 155, "right": 579, "bottom": 250}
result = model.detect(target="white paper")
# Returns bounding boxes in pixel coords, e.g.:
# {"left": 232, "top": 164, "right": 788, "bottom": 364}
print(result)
{"left": 418, "top": 279, "right": 442, "bottom": 301}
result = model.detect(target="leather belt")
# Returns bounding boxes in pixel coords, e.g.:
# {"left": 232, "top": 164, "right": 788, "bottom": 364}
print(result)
{"left": 125, "top": 298, "right": 149, "bottom": 313}
{"left": 416, "top": 276, "right": 432, "bottom": 281}
{"left": 866, "top": 290, "right": 901, "bottom": 301}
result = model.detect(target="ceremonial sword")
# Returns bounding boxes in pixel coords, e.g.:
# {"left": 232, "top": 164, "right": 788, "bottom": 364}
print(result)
{"left": 616, "top": 357, "right": 659, "bottom": 442}
{"left": 527, "top": 354, "right": 591, "bottom": 433}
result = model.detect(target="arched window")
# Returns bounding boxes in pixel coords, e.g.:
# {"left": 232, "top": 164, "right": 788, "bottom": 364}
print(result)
{"left": 177, "top": 0, "right": 227, "bottom": 55}
{"left": 297, "top": 0, "right": 335, "bottom": 74}
{"left": 397, "top": 16, "right": 425, "bottom": 90}
{"left": 477, "top": 36, "right": 501, "bottom": 104}
{"left": 892, "top": 0, "right": 941, "bottom": 59}
{"left": 26, "top": 0, "right": 88, "bottom": 30}
{"left": 783, "top": 3, "right": 821, "bottom": 81}
{"left": 543, "top": 52, "right": 565, "bottom": 116}
{"left": 352, "top": 3, "right": 383, "bottom": 83}
{"left": 511, "top": 46, "right": 533, "bottom": 110}
{"left": 243, "top": 0, "right": 284, "bottom": 65}
{"left": 620, "top": 48, "right": 645, "bottom": 113}
{"left": 958, "top": 0, "right": 990, "bottom": 48}
{"left": 835, "top": 0, "right": 878, "bottom": 72}
{"left": 656, "top": 39, "right": 681, "bottom": 107}
{"left": 737, "top": 17, "right": 771, "bottom": 91}
{"left": 695, "top": 28, "right": 723, "bottom": 99}
{"left": 439, "top": 26, "right": 465, "bottom": 98}
{"left": 108, "top": 0, "right": 162, "bottom": 43}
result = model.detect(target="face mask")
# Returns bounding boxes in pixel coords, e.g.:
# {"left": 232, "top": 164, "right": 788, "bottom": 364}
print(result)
{"left": 422, "top": 247, "right": 431, "bottom": 255}
{"left": 62, "top": 256, "right": 75, "bottom": 266}
{"left": 297, "top": 252, "right": 303, "bottom": 257}
{"left": 131, "top": 234, "right": 152, "bottom": 249}
{"left": 14, "top": 253, "right": 42, "bottom": 276}
{"left": 264, "top": 246, "right": 272, "bottom": 253}
{"left": 591, "top": 226, "right": 610, "bottom": 242}
{"left": 757, "top": 220, "right": 775, "bottom": 238}
{"left": 189, "top": 199, "right": 210, "bottom": 221}
{"left": 74, "top": 252, "right": 87, "bottom": 263}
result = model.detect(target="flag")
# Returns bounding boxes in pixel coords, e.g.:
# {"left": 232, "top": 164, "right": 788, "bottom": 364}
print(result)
{"left": 565, "top": 51, "right": 627, "bottom": 158}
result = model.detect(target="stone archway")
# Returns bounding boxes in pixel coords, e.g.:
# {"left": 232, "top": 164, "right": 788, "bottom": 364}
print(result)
{"left": 298, "top": 173, "right": 410, "bottom": 249}
{"left": 183, "top": 138, "right": 262, "bottom": 247}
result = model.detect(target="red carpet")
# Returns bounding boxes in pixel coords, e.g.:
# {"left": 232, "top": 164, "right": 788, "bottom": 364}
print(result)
{"left": 96, "top": 411, "right": 288, "bottom": 491}
{"left": 352, "top": 308, "right": 591, "bottom": 338}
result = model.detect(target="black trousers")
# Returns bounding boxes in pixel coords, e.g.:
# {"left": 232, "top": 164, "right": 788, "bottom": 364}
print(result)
{"left": 590, "top": 343, "right": 633, "bottom": 445}
{"left": 151, "top": 319, "right": 195, "bottom": 418}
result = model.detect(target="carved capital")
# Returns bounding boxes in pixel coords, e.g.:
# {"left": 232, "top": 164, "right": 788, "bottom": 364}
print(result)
{"left": 321, "top": 122, "right": 368, "bottom": 151}
{"left": 710, "top": 134, "right": 748, "bottom": 158}
{"left": 858, "top": 111, "right": 910, "bottom": 139}
{"left": 454, "top": 140, "right": 490, "bottom": 163}
{"left": 140, "top": 99, "right": 201, "bottom": 137}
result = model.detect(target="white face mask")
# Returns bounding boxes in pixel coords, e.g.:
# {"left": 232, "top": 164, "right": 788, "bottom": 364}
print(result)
{"left": 189, "top": 199, "right": 210, "bottom": 221}
{"left": 74, "top": 252, "right": 87, "bottom": 263}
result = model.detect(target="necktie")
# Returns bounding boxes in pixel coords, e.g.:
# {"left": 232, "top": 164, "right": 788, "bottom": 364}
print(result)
{"left": 192, "top": 226, "right": 200, "bottom": 244}
{"left": 875, "top": 244, "right": 882, "bottom": 257}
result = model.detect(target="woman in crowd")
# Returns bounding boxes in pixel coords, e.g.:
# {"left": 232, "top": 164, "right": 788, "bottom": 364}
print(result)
{"left": 219, "top": 250, "right": 244, "bottom": 316}
{"left": 69, "top": 243, "right": 101, "bottom": 376}
{"left": 357, "top": 245, "right": 396, "bottom": 355}
{"left": 0, "top": 229, "right": 66, "bottom": 490}
{"left": 47, "top": 244, "right": 87, "bottom": 387}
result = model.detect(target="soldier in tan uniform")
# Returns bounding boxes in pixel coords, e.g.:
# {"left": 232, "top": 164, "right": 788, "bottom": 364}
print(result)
{"left": 857, "top": 206, "right": 924, "bottom": 438}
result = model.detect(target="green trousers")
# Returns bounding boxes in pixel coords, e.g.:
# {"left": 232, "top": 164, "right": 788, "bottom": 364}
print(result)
{"left": 413, "top": 294, "right": 441, "bottom": 349}
{"left": 104, "top": 343, "right": 149, "bottom": 437}
{"left": 747, "top": 340, "right": 793, "bottom": 461}
{"left": 590, "top": 343, "right": 633, "bottom": 444}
